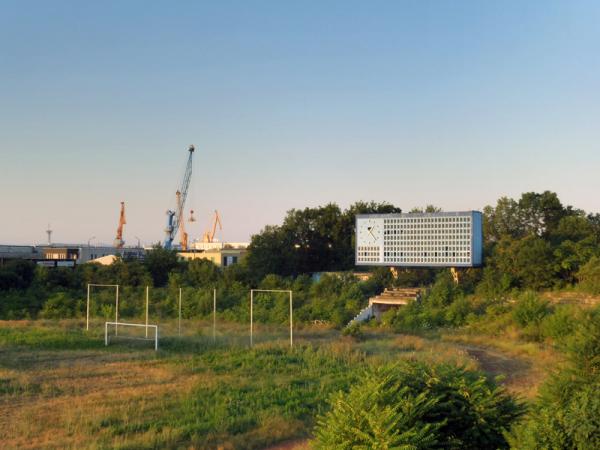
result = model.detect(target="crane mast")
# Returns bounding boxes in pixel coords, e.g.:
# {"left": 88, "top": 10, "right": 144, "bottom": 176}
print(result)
{"left": 176, "top": 191, "right": 189, "bottom": 250}
{"left": 114, "top": 202, "right": 126, "bottom": 248}
{"left": 164, "top": 145, "right": 195, "bottom": 249}
{"left": 203, "top": 210, "right": 222, "bottom": 243}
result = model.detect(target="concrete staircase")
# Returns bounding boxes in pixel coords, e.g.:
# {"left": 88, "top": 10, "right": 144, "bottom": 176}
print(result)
{"left": 348, "top": 288, "right": 422, "bottom": 326}
{"left": 348, "top": 305, "right": 374, "bottom": 326}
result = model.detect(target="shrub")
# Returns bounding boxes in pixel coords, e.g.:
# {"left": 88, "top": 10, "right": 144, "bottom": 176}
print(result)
{"left": 342, "top": 323, "right": 365, "bottom": 341}
{"left": 444, "top": 296, "right": 474, "bottom": 326}
{"left": 577, "top": 256, "right": 600, "bottom": 295}
{"left": 540, "top": 305, "right": 578, "bottom": 343}
{"left": 512, "top": 291, "right": 549, "bottom": 328}
{"left": 314, "top": 361, "right": 523, "bottom": 449}
{"left": 39, "top": 292, "right": 81, "bottom": 319}
{"left": 509, "top": 307, "right": 600, "bottom": 448}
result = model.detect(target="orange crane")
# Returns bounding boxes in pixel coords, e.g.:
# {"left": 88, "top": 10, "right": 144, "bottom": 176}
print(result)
{"left": 114, "top": 202, "right": 126, "bottom": 248}
{"left": 202, "top": 210, "right": 222, "bottom": 243}
{"left": 176, "top": 191, "right": 189, "bottom": 250}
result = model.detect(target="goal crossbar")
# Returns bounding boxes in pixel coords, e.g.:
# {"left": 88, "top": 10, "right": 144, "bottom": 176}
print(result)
{"left": 105, "top": 321, "right": 158, "bottom": 351}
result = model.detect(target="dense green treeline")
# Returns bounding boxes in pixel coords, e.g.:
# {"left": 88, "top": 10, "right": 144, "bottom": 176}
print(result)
{"left": 3, "top": 191, "right": 600, "bottom": 325}
{"left": 0, "top": 253, "right": 391, "bottom": 327}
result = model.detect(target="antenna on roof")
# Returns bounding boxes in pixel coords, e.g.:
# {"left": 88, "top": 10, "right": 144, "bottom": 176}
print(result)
{"left": 46, "top": 224, "right": 53, "bottom": 246}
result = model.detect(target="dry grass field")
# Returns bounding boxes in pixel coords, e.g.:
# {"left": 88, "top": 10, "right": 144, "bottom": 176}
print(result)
{"left": 0, "top": 319, "right": 557, "bottom": 449}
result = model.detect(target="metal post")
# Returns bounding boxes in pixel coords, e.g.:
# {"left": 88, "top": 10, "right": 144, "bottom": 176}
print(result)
{"left": 213, "top": 288, "right": 216, "bottom": 342}
{"left": 86, "top": 284, "right": 90, "bottom": 331}
{"left": 250, "top": 290, "right": 253, "bottom": 347}
{"left": 145, "top": 286, "right": 149, "bottom": 338}
{"left": 115, "top": 285, "right": 119, "bottom": 336}
{"left": 155, "top": 326, "right": 159, "bottom": 351}
{"left": 105, "top": 321, "right": 108, "bottom": 346}
{"left": 290, "top": 291, "right": 293, "bottom": 348}
{"left": 178, "top": 287, "right": 182, "bottom": 337}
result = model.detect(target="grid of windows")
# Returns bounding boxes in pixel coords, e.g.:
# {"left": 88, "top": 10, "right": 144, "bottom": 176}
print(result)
{"left": 382, "top": 215, "right": 472, "bottom": 265}
{"left": 355, "top": 212, "right": 483, "bottom": 267}
{"left": 357, "top": 246, "right": 380, "bottom": 263}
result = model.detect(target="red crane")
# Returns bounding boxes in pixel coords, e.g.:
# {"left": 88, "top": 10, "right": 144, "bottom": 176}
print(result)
{"left": 114, "top": 202, "right": 126, "bottom": 248}
{"left": 202, "top": 210, "right": 222, "bottom": 243}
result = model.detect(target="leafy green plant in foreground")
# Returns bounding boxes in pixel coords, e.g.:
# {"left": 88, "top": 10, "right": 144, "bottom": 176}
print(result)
{"left": 314, "top": 361, "right": 524, "bottom": 450}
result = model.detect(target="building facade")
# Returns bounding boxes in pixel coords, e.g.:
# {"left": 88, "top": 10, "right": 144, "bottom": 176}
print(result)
{"left": 356, "top": 211, "right": 483, "bottom": 267}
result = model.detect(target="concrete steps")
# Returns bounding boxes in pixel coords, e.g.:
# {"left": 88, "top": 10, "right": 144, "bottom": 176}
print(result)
{"left": 347, "top": 305, "right": 374, "bottom": 326}
{"left": 347, "top": 288, "right": 422, "bottom": 326}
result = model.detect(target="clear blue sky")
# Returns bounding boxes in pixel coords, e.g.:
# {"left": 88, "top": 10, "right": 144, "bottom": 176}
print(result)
{"left": 1, "top": 1, "right": 599, "bottom": 245}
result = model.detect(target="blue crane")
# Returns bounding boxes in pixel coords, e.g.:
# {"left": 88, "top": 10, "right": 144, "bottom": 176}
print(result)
{"left": 164, "top": 145, "right": 195, "bottom": 249}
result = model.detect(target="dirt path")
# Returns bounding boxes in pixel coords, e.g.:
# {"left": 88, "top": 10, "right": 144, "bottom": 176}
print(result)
{"left": 459, "top": 344, "right": 544, "bottom": 397}
{"left": 264, "top": 438, "right": 310, "bottom": 450}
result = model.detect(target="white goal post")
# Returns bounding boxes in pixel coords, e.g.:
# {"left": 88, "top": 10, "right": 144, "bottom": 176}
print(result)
{"left": 250, "top": 289, "right": 293, "bottom": 348}
{"left": 87, "top": 284, "right": 119, "bottom": 332}
{"left": 105, "top": 322, "right": 158, "bottom": 351}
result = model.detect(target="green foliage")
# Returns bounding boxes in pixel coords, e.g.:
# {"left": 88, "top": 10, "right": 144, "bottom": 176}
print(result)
{"left": 495, "top": 236, "right": 556, "bottom": 289}
{"left": 540, "top": 305, "right": 578, "bottom": 343}
{"left": 508, "top": 307, "right": 600, "bottom": 449}
{"left": 143, "top": 245, "right": 180, "bottom": 287}
{"left": 475, "top": 267, "right": 512, "bottom": 300}
{"left": 314, "top": 361, "right": 523, "bottom": 449}
{"left": 0, "top": 326, "right": 102, "bottom": 350}
{"left": 0, "top": 260, "right": 36, "bottom": 290}
{"left": 39, "top": 292, "right": 82, "bottom": 319}
{"left": 512, "top": 291, "right": 549, "bottom": 328}
{"left": 576, "top": 256, "right": 600, "bottom": 295}
{"left": 444, "top": 296, "right": 474, "bottom": 326}
{"left": 342, "top": 323, "right": 365, "bottom": 341}
{"left": 427, "top": 270, "right": 458, "bottom": 307}
{"left": 246, "top": 201, "right": 401, "bottom": 279}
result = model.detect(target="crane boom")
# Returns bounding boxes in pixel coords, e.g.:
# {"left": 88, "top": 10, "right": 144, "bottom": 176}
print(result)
{"left": 176, "top": 191, "right": 189, "bottom": 250}
{"left": 203, "top": 210, "right": 222, "bottom": 243}
{"left": 164, "top": 145, "right": 194, "bottom": 249}
{"left": 114, "top": 202, "right": 126, "bottom": 248}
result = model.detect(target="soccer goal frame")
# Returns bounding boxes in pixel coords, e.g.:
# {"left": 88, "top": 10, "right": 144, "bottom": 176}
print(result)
{"left": 249, "top": 289, "right": 293, "bottom": 348}
{"left": 105, "top": 322, "right": 158, "bottom": 351}
{"left": 87, "top": 284, "right": 119, "bottom": 333}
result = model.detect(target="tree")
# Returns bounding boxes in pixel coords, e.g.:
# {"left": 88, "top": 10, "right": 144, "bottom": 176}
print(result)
{"left": 577, "top": 256, "right": 600, "bottom": 295}
{"left": 410, "top": 205, "right": 442, "bottom": 213}
{"left": 518, "top": 191, "right": 569, "bottom": 237}
{"left": 483, "top": 197, "right": 523, "bottom": 242}
{"left": 0, "top": 260, "right": 36, "bottom": 290}
{"left": 246, "top": 201, "right": 402, "bottom": 278}
{"left": 144, "top": 245, "right": 181, "bottom": 287}
{"left": 494, "top": 236, "right": 556, "bottom": 289}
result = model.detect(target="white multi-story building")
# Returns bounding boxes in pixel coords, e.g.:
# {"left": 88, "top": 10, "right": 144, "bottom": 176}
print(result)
{"left": 356, "top": 211, "right": 483, "bottom": 267}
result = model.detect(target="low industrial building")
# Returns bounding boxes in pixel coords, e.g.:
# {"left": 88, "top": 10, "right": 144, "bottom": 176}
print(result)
{"left": 0, "top": 244, "right": 145, "bottom": 267}
{"left": 178, "top": 245, "right": 247, "bottom": 267}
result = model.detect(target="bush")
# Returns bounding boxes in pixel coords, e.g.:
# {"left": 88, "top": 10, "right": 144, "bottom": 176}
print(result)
{"left": 444, "top": 296, "right": 475, "bottom": 326}
{"left": 512, "top": 291, "right": 549, "bottom": 328}
{"left": 508, "top": 307, "right": 600, "bottom": 448}
{"left": 39, "top": 292, "right": 81, "bottom": 319}
{"left": 314, "top": 361, "right": 523, "bottom": 449}
{"left": 577, "top": 256, "right": 600, "bottom": 295}
{"left": 540, "top": 305, "right": 578, "bottom": 343}
{"left": 342, "top": 323, "right": 365, "bottom": 341}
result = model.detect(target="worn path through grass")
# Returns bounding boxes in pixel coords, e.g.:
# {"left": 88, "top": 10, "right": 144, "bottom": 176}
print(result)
{"left": 0, "top": 320, "right": 557, "bottom": 449}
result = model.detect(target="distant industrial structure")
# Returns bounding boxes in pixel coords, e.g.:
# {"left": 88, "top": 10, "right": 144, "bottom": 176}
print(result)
{"left": 178, "top": 244, "right": 248, "bottom": 267}
{"left": 2, "top": 144, "right": 249, "bottom": 268}
{"left": 0, "top": 243, "right": 145, "bottom": 267}
{"left": 164, "top": 145, "right": 194, "bottom": 250}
